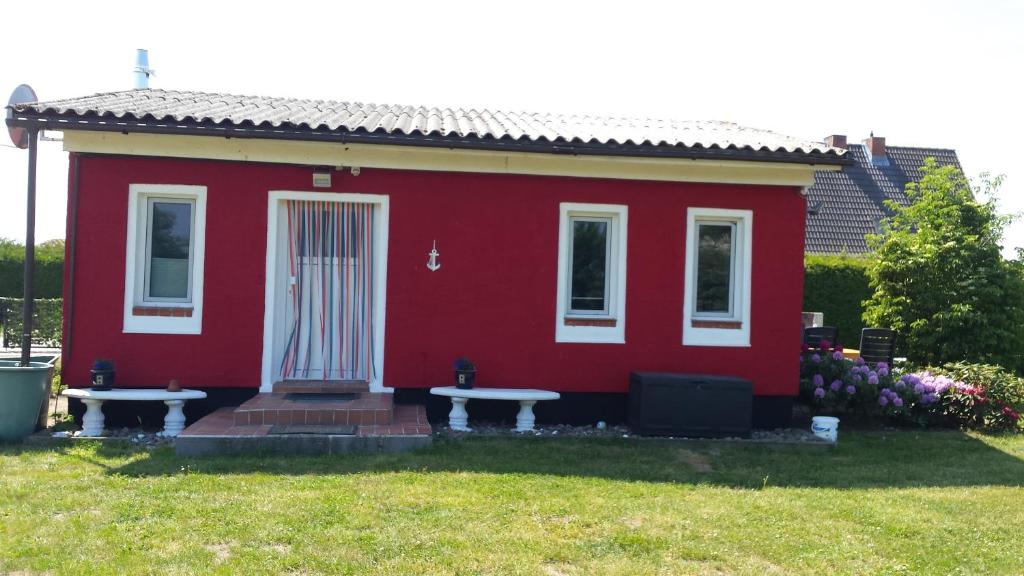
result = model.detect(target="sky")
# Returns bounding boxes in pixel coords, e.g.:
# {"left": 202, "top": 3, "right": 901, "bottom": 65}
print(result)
{"left": 2, "top": 0, "right": 1023, "bottom": 255}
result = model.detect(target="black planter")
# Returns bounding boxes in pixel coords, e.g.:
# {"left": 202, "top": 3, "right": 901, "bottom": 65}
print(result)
{"left": 90, "top": 369, "right": 115, "bottom": 391}
{"left": 455, "top": 369, "right": 476, "bottom": 389}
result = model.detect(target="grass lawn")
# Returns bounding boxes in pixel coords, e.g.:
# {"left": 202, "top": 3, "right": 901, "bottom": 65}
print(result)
{"left": 2, "top": 431, "right": 1023, "bottom": 575}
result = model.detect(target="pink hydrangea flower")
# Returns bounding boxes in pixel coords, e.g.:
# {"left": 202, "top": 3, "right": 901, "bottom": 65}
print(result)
{"left": 813, "top": 387, "right": 826, "bottom": 399}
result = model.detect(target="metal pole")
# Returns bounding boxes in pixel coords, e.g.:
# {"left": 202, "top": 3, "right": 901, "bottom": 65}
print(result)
{"left": 20, "top": 129, "right": 38, "bottom": 367}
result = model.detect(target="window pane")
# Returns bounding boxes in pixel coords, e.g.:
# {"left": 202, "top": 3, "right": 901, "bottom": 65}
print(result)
{"left": 149, "top": 202, "right": 192, "bottom": 299}
{"left": 570, "top": 219, "right": 609, "bottom": 312}
{"left": 695, "top": 223, "right": 733, "bottom": 314}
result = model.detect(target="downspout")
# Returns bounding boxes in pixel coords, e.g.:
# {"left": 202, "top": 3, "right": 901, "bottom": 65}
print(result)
{"left": 64, "top": 153, "right": 80, "bottom": 360}
{"left": 20, "top": 129, "right": 38, "bottom": 365}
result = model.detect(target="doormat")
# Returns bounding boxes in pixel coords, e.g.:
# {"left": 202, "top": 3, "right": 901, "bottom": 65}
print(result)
{"left": 282, "top": 392, "right": 359, "bottom": 403}
{"left": 269, "top": 424, "right": 357, "bottom": 435}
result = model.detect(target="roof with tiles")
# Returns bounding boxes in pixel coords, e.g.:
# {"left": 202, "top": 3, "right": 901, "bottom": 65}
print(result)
{"left": 805, "top": 141, "right": 962, "bottom": 254}
{"left": 7, "top": 89, "right": 847, "bottom": 164}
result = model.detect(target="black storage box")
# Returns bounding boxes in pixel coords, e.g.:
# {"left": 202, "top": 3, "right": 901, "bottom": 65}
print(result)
{"left": 629, "top": 372, "right": 753, "bottom": 438}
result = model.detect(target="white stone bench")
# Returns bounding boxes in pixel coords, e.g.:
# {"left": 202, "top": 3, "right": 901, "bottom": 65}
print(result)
{"left": 429, "top": 386, "right": 560, "bottom": 432}
{"left": 62, "top": 388, "right": 208, "bottom": 438}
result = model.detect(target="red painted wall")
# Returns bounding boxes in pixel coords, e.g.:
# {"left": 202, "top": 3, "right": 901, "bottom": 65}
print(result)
{"left": 63, "top": 154, "right": 806, "bottom": 396}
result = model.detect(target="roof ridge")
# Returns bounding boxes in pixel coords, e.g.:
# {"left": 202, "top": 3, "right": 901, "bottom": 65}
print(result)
{"left": 848, "top": 142, "right": 958, "bottom": 153}
{"left": 886, "top": 144, "right": 958, "bottom": 153}
{"left": 26, "top": 89, "right": 771, "bottom": 133}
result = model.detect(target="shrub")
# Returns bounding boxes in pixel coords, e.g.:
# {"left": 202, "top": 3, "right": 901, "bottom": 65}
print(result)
{"left": 800, "top": 340, "right": 895, "bottom": 418}
{"left": 800, "top": 346, "right": 1022, "bottom": 432}
{"left": 887, "top": 371, "right": 957, "bottom": 427}
{"left": 863, "top": 161, "right": 1024, "bottom": 373}
{"left": 803, "top": 254, "right": 871, "bottom": 347}
{"left": 927, "top": 363, "right": 1024, "bottom": 432}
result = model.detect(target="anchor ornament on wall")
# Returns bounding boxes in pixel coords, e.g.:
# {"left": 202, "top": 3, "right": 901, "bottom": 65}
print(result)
{"left": 426, "top": 240, "right": 441, "bottom": 272}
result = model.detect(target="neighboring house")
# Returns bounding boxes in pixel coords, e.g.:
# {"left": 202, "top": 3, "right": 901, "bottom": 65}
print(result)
{"left": 7, "top": 89, "right": 847, "bottom": 428}
{"left": 805, "top": 134, "right": 963, "bottom": 254}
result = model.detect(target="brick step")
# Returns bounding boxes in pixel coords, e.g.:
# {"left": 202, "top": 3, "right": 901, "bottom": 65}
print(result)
{"left": 177, "top": 406, "right": 432, "bottom": 457}
{"left": 272, "top": 380, "right": 370, "bottom": 394}
{"left": 233, "top": 392, "right": 393, "bottom": 426}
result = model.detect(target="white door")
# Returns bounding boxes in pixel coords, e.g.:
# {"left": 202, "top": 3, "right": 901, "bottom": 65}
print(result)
{"left": 274, "top": 200, "right": 377, "bottom": 382}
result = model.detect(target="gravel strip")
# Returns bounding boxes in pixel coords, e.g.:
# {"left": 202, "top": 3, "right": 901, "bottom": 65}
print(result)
{"left": 49, "top": 427, "right": 176, "bottom": 449}
{"left": 434, "top": 422, "right": 830, "bottom": 444}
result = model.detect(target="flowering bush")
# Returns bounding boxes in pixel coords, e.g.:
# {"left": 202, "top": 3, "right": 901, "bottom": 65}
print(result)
{"left": 800, "top": 342, "right": 1023, "bottom": 432}
{"left": 800, "top": 340, "right": 895, "bottom": 417}
{"left": 882, "top": 371, "right": 956, "bottom": 426}
{"left": 924, "top": 364, "right": 1023, "bottom": 433}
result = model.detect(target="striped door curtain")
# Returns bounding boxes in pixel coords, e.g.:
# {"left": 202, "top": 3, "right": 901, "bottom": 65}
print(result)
{"left": 279, "top": 200, "right": 376, "bottom": 381}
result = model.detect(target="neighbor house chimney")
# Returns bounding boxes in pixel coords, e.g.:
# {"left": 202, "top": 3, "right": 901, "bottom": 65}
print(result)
{"left": 133, "top": 49, "right": 153, "bottom": 89}
{"left": 825, "top": 134, "right": 847, "bottom": 149}
{"left": 864, "top": 132, "right": 886, "bottom": 158}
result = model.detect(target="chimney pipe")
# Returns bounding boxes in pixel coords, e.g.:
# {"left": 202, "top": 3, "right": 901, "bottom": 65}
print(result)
{"left": 863, "top": 132, "right": 886, "bottom": 158}
{"left": 133, "top": 49, "right": 153, "bottom": 89}
{"left": 825, "top": 134, "right": 847, "bottom": 149}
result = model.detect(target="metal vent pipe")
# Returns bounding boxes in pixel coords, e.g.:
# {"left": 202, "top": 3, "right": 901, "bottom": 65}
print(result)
{"left": 133, "top": 49, "right": 153, "bottom": 89}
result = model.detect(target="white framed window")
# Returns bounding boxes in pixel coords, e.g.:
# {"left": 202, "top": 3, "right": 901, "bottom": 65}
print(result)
{"left": 555, "top": 203, "right": 627, "bottom": 343}
{"left": 123, "top": 184, "right": 207, "bottom": 334}
{"left": 683, "top": 207, "right": 752, "bottom": 347}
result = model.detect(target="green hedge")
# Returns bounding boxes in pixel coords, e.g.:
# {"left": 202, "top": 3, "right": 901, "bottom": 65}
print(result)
{"left": 803, "top": 254, "right": 872, "bottom": 349}
{"left": 0, "top": 260, "right": 63, "bottom": 298}
{"left": 0, "top": 297, "right": 62, "bottom": 347}
{"left": 0, "top": 239, "right": 64, "bottom": 298}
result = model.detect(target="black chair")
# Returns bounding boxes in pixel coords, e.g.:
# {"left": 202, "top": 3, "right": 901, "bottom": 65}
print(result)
{"left": 804, "top": 326, "right": 839, "bottom": 348}
{"left": 859, "top": 328, "right": 897, "bottom": 365}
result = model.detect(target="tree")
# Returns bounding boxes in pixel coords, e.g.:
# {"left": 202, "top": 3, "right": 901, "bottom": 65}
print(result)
{"left": 863, "top": 159, "right": 1024, "bottom": 372}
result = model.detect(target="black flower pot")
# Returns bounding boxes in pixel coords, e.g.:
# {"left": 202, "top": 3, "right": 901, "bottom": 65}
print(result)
{"left": 455, "top": 369, "right": 476, "bottom": 389}
{"left": 90, "top": 369, "right": 114, "bottom": 391}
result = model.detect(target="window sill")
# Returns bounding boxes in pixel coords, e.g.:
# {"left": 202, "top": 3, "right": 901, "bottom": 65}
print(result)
{"left": 690, "top": 319, "right": 741, "bottom": 330}
{"left": 564, "top": 317, "right": 618, "bottom": 328}
{"left": 133, "top": 306, "right": 194, "bottom": 318}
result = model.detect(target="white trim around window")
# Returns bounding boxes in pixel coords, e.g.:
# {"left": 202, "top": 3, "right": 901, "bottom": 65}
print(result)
{"left": 683, "top": 207, "right": 752, "bottom": 347}
{"left": 555, "top": 202, "right": 627, "bottom": 344}
{"left": 123, "top": 184, "right": 207, "bottom": 334}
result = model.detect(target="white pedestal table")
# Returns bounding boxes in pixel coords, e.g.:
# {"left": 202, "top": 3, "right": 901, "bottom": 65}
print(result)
{"left": 429, "top": 386, "right": 560, "bottom": 432}
{"left": 61, "top": 388, "right": 208, "bottom": 437}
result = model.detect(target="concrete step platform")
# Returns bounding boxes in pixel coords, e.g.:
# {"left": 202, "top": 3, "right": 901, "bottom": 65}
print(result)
{"left": 176, "top": 404, "right": 431, "bottom": 457}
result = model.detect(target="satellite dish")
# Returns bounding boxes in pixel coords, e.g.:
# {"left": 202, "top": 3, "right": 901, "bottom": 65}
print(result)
{"left": 7, "top": 84, "right": 38, "bottom": 149}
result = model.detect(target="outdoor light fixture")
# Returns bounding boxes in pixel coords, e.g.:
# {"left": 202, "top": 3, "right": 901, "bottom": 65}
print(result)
{"left": 312, "top": 166, "right": 332, "bottom": 188}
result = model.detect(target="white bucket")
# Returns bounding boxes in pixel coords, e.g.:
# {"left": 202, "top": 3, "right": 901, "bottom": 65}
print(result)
{"left": 811, "top": 416, "right": 840, "bottom": 443}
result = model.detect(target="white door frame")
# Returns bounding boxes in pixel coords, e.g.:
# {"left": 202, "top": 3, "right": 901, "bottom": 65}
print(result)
{"left": 260, "top": 191, "right": 390, "bottom": 393}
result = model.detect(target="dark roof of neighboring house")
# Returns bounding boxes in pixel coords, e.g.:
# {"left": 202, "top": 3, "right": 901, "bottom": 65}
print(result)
{"left": 805, "top": 143, "right": 962, "bottom": 254}
{"left": 6, "top": 89, "right": 848, "bottom": 165}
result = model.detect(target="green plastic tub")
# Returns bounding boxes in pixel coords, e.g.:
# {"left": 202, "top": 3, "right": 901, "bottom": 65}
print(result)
{"left": 0, "top": 361, "right": 53, "bottom": 441}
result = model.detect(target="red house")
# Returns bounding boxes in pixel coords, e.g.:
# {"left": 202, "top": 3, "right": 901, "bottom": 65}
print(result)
{"left": 8, "top": 89, "right": 846, "bottom": 432}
